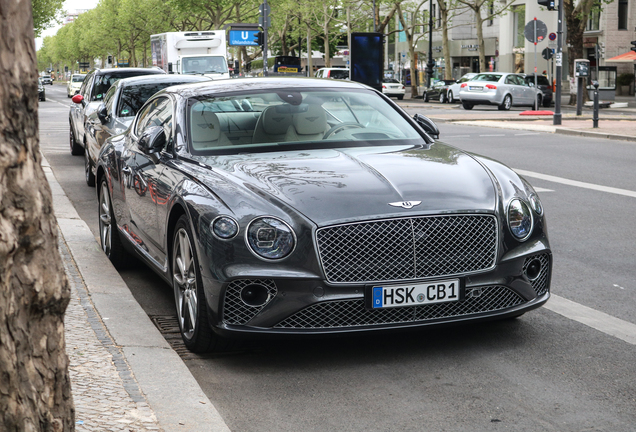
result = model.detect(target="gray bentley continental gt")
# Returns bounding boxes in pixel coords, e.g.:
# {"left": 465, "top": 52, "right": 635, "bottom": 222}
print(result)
{"left": 96, "top": 77, "right": 552, "bottom": 352}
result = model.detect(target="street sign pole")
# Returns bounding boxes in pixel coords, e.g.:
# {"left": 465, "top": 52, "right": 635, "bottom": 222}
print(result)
{"left": 534, "top": 18, "right": 538, "bottom": 110}
{"left": 263, "top": 0, "right": 269, "bottom": 76}
{"left": 554, "top": 0, "right": 563, "bottom": 125}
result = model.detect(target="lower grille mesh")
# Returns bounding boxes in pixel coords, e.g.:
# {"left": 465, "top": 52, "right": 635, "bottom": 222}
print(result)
{"left": 523, "top": 253, "right": 551, "bottom": 296}
{"left": 222, "top": 279, "right": 277, "bottom": 325}
{"left": 274, "top": 285, "right": 525, "bottom": 329}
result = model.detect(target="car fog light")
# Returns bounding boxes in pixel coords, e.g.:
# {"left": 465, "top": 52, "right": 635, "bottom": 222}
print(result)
{"left": 247, "top": 217, "right": 296, "bottom": 260}
{"left": 508, "top": 198, "right": 533, "bottom": 241}
{"left": 211, "top": 216, "right": 239, "bottom": 240}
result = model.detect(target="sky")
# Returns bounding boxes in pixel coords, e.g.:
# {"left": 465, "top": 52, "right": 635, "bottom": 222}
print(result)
{"left": 35, "top": 0, "right": 99, "bottom": 50}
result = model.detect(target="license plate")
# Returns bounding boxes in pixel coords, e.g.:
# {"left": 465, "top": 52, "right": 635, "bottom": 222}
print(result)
{"left": 367, "top": 279, "right": 461, "bottom": 309}
{"left": 469, "top": 86, "right": 482, "bottom": 91}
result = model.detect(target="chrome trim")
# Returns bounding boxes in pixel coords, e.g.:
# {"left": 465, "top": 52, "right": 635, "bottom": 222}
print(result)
{"left": 315, "top": 214, "right": 499, "bottom": 285}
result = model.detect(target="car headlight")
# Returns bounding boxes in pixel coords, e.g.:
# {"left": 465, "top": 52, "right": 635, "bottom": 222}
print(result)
{"left": 246, "top": 217, "right": 295, "bottom": 260}
{"left": 529, "top": 193, "right": 543, "bottom": 216}
{"left": 508, "top": 198, "right": 533, "bottom": 240}
{"left": 211, "top": 215, "right": 239, "bottom": 240}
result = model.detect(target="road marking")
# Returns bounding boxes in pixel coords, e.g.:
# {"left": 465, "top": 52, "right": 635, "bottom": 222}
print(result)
{"left": 514, "top": 132, "right": 541, "bottom": 136}
{"left": 533, "top": 187, "right": 553, "bottom": 193}
{"left": 479, "top": 134, "right": 505, "bottom": 137}
{"left": 546, "top": 295, "right": 636, "bottom": 346}
{"left": 445, "top": 135, "right": 471, "bottom": 138}
{"left": 514, "top": 169, "right": 636, "bottom": 199}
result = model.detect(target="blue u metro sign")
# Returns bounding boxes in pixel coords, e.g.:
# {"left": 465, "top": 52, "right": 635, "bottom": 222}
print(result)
{"left": 229, "top": 30, "right": 260, "bottom": 46}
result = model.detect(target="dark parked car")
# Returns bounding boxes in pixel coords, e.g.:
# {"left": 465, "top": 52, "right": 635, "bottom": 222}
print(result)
{"left": 38, "top": 78, "right": 46, "bottom": 101}
{"left": 83, "top": 74, "right": 209, "bottom": 187}
{"left": 424, "top": 79, "right": 456, "bottom": 103}
{"left": 96, "top": 77, "right": 552, "bottom": 353}
{"left": 69, "top": 67, "right": 165, "bottom": 156}
{"left": 524, "top": 74, "right": 553, "bottom": 107}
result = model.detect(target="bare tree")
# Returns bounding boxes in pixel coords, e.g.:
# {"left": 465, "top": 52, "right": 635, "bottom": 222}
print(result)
{"left": 0, "top": 1, "right": 73, "bottom": 430}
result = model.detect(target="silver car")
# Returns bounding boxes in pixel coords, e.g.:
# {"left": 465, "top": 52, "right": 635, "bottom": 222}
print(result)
{"left": 446, "top": 73, "right": 477, "bottom": 103}
{"left": 459, "top": 72, "right": 540, "bottom": 110}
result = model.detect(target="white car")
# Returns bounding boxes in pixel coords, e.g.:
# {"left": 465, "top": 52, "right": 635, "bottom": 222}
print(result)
{"left": 446, "top": 73, "right": 477, "bottom": 103}
{"left": 458, "top": 72, "right": 541, "bottom": 110}
{"left": 382, "top": 79, "right": 405, "bottom": 100}
{"left": 67, "top": 74, "right": 87, "bottom": 98}
{"left": 315, "top": 68, "right": 349, "bottom": 80}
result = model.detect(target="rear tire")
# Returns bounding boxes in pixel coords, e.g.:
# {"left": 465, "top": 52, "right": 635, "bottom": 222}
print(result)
{"left": 439, "top": 92, "right": 446, "bottom": 103}
{"left": 447, "top": 91, "right": 454, "bottom": 103}
{"left": 424, "top": 93, "right": 429, "bottom": 102}
{"left": 69, "top": 125, "right": 84, "bottom": 156}
{"left": 542, "top": 98, "right": 551, "bottom": 108}
{"left": 397, "top": 95, "right": 404, "bottom": 100}
{"left": 498, "top": 94, "right": 512, "bottom": 111}
{"left": 462, "top": 102, "right": 473, "bottom": 110}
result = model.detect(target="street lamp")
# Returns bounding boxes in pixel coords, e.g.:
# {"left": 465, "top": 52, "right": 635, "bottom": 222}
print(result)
{"left": 426, "top": 0, "right": 435, "bottom": 88}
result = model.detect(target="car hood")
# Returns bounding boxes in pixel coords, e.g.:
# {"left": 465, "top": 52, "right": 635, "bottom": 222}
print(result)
{"left": 202, "top": 142, "right": 498, "bottom": 226}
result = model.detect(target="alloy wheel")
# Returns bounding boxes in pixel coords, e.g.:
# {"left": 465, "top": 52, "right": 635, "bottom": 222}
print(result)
{"left": 173, "top": 228, "right": 198, "bottom": 340}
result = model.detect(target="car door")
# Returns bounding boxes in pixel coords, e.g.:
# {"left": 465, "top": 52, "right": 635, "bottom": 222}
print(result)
{"left": 503, "top": 75, "right": 523, "bottom": 106}
{"left": 119, "top": 96, "right": 173, "bottom": 267}
{"left": 514, "top": 75, "right": 533, "bottom": 105}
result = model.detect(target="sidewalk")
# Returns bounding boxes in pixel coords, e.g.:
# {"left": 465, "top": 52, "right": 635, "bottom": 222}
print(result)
{"left": 43, "top": 156, "right": 231, "bottom": 432}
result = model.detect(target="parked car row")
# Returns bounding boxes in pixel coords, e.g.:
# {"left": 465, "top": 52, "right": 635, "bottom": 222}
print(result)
{"left": 423, "top": 72, "right": 553, "bottom": 110}
{"left": 66, "top": 69, "right": 552, "bottom": 354}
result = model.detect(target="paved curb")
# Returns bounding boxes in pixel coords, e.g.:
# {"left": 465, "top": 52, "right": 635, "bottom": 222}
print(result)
{"left": 553, "top": 128, "right": 636, "bottom": 143}
{"left": 42, "top": 156, "right": 231, "bottom": 432}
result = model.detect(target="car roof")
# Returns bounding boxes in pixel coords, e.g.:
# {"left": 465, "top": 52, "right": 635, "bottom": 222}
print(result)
{"left": 91, "top": 67, "right": 166, "bottom": 76}
{"left": 159, "top": 77, "right": 370, "bottom": 97}
{"left": 116, "top": 74, "right": 210, "bottom": 88}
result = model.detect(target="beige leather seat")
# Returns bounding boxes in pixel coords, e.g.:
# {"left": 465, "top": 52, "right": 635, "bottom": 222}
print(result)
{"left": 190, "top": 110, "right": 231, "bottom": 149}
{"left": 251, "top": 105, "right": 293, "bottom": 143}
{"left": 286, "top": 105, "right": 328, "bottom": 141}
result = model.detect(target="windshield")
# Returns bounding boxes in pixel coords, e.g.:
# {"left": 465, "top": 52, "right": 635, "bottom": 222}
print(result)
{"left": 187, "top": 88, "right": 424, "bottom": 155}
{"left": 472, "top": 74, "right": 502, "bottom": 83}
{"left": 182, "top": 56, "right": 228, "bottom": 74}
{"left": 91, "top": 71, "right": 162, "bottom": 101}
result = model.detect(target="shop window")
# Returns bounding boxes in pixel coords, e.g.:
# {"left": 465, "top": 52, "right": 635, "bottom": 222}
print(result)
{"left": 618, "top": 0, "right": 628, "bottom": 30}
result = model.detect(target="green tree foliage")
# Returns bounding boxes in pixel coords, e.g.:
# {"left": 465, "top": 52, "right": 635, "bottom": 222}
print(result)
{"left": 32, "top": 0, "right": 64, "bottom": 37}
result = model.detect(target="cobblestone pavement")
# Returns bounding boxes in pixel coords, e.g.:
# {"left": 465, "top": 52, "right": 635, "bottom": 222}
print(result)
{"left": 61, "top": 238, "right": 163, "bottom": 432}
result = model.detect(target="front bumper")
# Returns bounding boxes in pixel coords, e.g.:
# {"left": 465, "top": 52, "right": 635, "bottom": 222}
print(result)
{"left": 204, "top": 249, "right": 552, "bottom": 337}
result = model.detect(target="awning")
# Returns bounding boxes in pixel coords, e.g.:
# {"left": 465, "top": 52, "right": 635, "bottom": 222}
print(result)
{"left": 606, "top": 51, "right": 636, "bottom": 63}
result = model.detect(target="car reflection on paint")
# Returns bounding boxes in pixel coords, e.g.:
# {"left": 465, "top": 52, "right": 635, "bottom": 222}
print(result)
{"left": 96, "top": 77, "right": 552, "bottom": 353}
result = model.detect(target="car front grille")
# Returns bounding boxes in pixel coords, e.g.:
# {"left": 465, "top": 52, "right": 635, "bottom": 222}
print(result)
{"left": 523, "top": 253, "right": 551, "bottom": 296}
{"left": 274, "top": 285, "right": 524, "bottom": 329}
{"left": 222, "top": 279, "right": 278, "bottom": 325}
{"left": 316, "top": 215, "right": 497, "bottom": 283}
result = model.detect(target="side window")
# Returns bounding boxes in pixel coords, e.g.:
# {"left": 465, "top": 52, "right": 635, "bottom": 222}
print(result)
{"left": 505, "top": 76, "right": 515, "bottom": 85}
{"left": 79, "top": 73, "right": 93, "bottom": 98}
{"left": 102, "top": 85, "right": 117, "bottom": 114}
{"left": 134, "top": 97, "right": 173, "bottom": 146}
{"left": 515, "top": 75, "right": 528, "bottom": 86}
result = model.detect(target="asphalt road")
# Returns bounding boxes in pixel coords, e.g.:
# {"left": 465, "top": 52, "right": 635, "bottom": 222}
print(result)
{"left": 40, "top": 84, "right": 636, "bottom": 431}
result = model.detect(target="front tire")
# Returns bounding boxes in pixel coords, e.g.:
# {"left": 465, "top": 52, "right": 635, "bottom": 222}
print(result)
{"left": 447, "top": 91, "right": 454, "bottom": 103}
{"left": 85, "top": 147, "right": 95, "bottom": 187}
{"left": 98, "top": 179, "right": 128, "bottom": 268}
{"left": 498, "top": 94, "right": 512, "bottom": 111}
{"left": 424, "top": 92, "right": 429, "bottom": 102}
{"left": 172, "top": 215, "right": 218, "bottom": 353}
{"left": 69, "top": 125, "right": 84, "bottom": 156}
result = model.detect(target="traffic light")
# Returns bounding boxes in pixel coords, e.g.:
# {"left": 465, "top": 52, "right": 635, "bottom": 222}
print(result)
{"left": 538, "top": 0, "right": 555, "bottom": 10}
{"left": 254, "top": 31, "right": 264, "bottom": 46}
{"left": 631, "top": 41, "right": 636, "bottom": 53}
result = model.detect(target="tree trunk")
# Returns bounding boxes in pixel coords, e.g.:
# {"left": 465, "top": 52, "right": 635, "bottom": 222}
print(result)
{"left": 474, "top": 8, "right": 486, "bottom": 72}
{"left": 0, "top": 1, "right": 74, "bottom": 431}
{"left": 440, "top": 4, "right": 452, "bottom": 79}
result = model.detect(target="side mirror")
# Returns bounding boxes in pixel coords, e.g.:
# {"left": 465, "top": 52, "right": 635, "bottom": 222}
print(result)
{"left": 413, "top": 114, "right": 440, "bottom": 140}
{"left": 71, "top": 94, "right": 84, "bottom": 105}
{"left": 97, "top": 104, "right": 109, "bottom": 124}
{"left": 138, "top": 126, "right": 166, "bottom": 154}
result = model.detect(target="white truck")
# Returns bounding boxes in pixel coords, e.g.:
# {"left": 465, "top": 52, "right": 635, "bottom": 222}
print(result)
{"left": 150, "top": 31, "right": 229, "bottom": 80}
